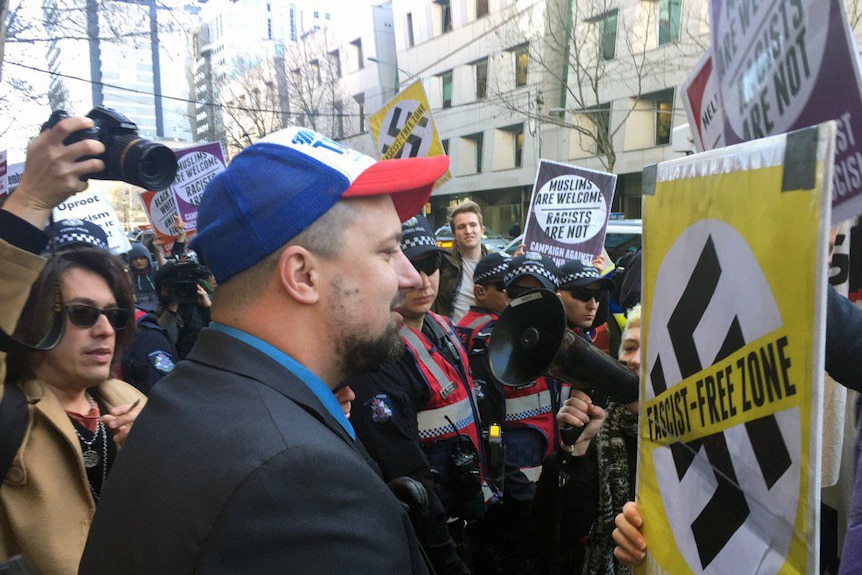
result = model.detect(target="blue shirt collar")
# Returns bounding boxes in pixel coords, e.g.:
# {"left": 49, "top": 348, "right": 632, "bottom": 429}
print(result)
{"left": 209, "top": 322, "right": 355, "bottom": 441}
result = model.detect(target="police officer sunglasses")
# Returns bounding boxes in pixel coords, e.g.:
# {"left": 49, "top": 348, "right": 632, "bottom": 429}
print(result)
{"left": 561, "top": 286, "right": 605, "bottom": 303}
{"left": 411, "top": 252, "right": 442, "bottom": 276}
{"left": 505, "top": 284, "right": 538, "bottom": 300}
{"left": 65, "top": 303, "right": 130, "bottom": 330}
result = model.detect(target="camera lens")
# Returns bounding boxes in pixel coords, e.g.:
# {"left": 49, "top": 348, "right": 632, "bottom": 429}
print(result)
{"left": 108, "top": 134, "right": 178, "bottom": 190}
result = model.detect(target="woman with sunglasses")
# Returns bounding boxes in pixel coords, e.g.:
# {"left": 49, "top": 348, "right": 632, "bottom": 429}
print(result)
{"left": 0, "top": 114, "right": 145, "bottom": 575}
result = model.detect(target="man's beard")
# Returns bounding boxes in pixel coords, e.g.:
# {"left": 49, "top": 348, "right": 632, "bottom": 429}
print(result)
{"left": 336, "top": 321, "right": 404, "bottom": 380}
{"left": 330, "top": 280, "right": 406, "bottom": 381}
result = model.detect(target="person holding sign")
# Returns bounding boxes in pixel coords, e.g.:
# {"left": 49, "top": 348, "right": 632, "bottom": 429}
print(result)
{"left": 534, "top": 306, "right": 641, "bottom": 575}
{"left": 611, "top": 285, "right": 862, "bottom": 574}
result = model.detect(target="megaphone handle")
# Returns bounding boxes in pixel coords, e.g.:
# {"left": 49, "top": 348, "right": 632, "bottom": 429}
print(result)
{"left": 560, "top": 423, "right": 586, "bottom": 446}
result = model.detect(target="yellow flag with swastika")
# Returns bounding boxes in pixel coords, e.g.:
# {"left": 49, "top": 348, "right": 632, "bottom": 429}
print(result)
{"left": 367, "top": 80, "right": 451, "bottom": 187}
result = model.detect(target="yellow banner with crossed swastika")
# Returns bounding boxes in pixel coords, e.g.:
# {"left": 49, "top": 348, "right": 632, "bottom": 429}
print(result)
{"left": 367, "top": 81, "right": 451, "bottom": 188}
{"left": 637, "top": 123, "right": 834, "bottom": 575}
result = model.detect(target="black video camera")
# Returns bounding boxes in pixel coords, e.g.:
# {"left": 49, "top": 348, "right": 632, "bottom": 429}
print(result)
{"left": 42, "top": 107, "right": 178, "bottom": 191}
{"left": 156, "top": 260, "right": 210, "bottom": 305}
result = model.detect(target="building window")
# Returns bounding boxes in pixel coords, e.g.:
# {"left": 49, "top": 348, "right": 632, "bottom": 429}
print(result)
{"left": 597, "top": 11, "right": 617, "bottom": 61}
{"left": 512, "top": 124, "right": 524, "bottom": 167}
{"left": 310, "top": 59, "right": 321, "bottom": 84}
{"left": 335, "top": 101, "right": 344, "bottom": 139}
{"left": 441, "top": 71, "right": 453, "bottom": 108}
{"left": 354, "top": 93, "right": 366, "bottom": 133}
{"left": 329, "top": 50, "right": 341, "bottom": 78}
{"left": 407, "top": 13, "right": 415, "bottom": 47}
{"left": 351, "top": 38, "right": 364, "bottom": 70}
{"left": 497, "top": 124, "right": 525, "bottom": 169}
{"left": 476, "top": 0, "right": 489, "bottom": 18}
{"left": 594, "top": 103, "right": 611, "bottom": 155}
{"left": 474, "top": 58, "right": 488, "bottom": 99}
{"left": 435, "top": 0, "right": 452, "bottom": 34}
{"left": 469, "top": 133, "right": 484, "bottom": 173}
{"left": 658, "top": 0, "right": 681, "bottom": 45}
{"left": 649, "top": 88, "right": 674, "bottom": 145}
{"left": 514, "top": 45, "right": 528, "bottom": 87}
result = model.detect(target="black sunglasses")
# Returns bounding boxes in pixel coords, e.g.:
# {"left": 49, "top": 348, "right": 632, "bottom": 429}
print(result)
{"left": 561, "top": 286, "right": 605, "bottom": 303}
{"left": 505, "top": 284, "right": 537, "bottom": 300}
{"left": 65, "top": 304, "right": 130, "bottom": 330}
{"left": 411, "top": 252, "right": 442, "bottom": 276}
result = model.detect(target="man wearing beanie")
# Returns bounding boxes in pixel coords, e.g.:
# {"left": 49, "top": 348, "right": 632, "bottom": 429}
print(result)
{"left": 349, "top": 214, "right": 491, "bottom": 575}
{"left": 81, "top": 128, "right": 448, "bottom": 574}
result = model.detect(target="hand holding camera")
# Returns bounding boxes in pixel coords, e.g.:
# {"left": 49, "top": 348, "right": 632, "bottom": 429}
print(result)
{"left": 3, "top": 115, "right": 105, "bottom": 229}
{"left": 41, "top": 107, "right": 178, "bottom": 191}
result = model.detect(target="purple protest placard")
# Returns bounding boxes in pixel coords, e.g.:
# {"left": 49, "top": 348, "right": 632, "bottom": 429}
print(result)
{"left": 523, "top": 160, "right": 617, "bottom": 267}
{"left": 710, "top": 0, "right": 862, "bottom": 222}
{"left": 0, "top": 150, "right": 7, "bottom": 202}
{"left": 170, "top": 142, "right": 226, "bottom": 233}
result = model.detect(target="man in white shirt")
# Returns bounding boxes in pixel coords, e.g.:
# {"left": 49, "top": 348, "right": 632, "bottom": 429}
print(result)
{"left": 433, "top": 200, "right": 488, "bottom": 323}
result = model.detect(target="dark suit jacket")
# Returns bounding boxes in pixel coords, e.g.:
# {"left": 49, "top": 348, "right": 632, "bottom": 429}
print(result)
{"left": 79, "top": 328, "right": 429, "bottom": 574}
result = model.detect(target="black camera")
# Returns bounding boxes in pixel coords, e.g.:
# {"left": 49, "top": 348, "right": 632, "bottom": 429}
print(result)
{"left": 42, "top": 107, "right": 178, "bottom": 191}
{"left": 156, "top": 260, "right": 210, "bottom": 305}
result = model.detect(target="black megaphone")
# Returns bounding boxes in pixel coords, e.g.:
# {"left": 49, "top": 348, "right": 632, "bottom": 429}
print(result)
{"left": 488, "top": 288, "right": 639, "bottom": 445}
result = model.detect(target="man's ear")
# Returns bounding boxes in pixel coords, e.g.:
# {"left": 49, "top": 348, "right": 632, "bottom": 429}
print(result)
{"left": 473, "top": 284, "right": 486, "bottom": 300}
{"left": 277, "top": 246, "right": 321, "bottom": 304}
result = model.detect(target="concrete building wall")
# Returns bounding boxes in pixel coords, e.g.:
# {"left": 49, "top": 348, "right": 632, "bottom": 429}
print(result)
{"left": 380, "top": 0, "right": 708, "bottom": 230}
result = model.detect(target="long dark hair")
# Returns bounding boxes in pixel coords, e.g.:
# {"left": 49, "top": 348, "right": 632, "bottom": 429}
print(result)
{"left": 6, "top": 246, "right": 135, "bottom": 384}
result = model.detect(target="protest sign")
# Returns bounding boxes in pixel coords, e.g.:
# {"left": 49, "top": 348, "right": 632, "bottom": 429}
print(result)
{"left": 54, "top": 189, "right": 132, "bottom": 254}
{"left": 6, "top": 161, "right": 23, "bottom": 196}
{"left": 170, "top": 142, "right": 225, "bottom": 233}
{"left": 683, "top": 52, "right": 725, "bottom": 152}
{"left": 522, "top": 160, "right": 616, "bottom": 267}
{"left": 709, "top": 0, "right": 862, "bottom": 221}
{"left": 139, "top": 188, "right": 182, "bottom": 256}
{"left": 368, "top": 80, "right": 451, "bottom": 187}
{"left": 636, "top": 124, "right": 833, "bottom": 575}
{"left": 0, "top": 150, "right": 7, "bottom": 202}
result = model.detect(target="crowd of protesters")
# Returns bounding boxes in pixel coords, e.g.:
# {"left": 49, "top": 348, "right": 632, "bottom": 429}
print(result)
{"left": 0, "top": 112, "right": 858, "bottom": 575}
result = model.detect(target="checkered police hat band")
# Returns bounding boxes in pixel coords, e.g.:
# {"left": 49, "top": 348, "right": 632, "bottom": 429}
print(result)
{"left": 54, "top": 231, "right": 108, "bottom": 250}
{"left": 560, "top": 268, "right": 601, "bottom": 286}
{"left": 402, "top": 234, "right": 437, "bottom": 250}
{"left": 505, "top": 263, "right": 557, "bottom": 286}
{"left": 475, "top": 262, "right": 508, "bottom": 284}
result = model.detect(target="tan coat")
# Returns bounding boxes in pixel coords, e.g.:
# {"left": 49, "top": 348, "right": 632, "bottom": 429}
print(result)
{"left": 0, "top": 238, "right": 146, "bottom": 575}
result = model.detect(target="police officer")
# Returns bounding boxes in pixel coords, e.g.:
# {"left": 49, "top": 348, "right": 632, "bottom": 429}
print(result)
{"left": 557, "top": 259, "right": 615, "bottom": 349}
{"left": 454, "top": 252, "right": 510, "bottom": 352}
{"left": 462, "top": 252, "right": 569, "bottom": 572}
{"left": 349, "top": 214, "right": 493, "bottom": 575}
